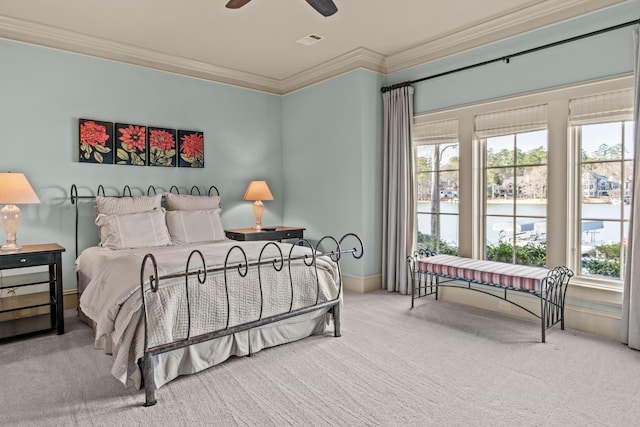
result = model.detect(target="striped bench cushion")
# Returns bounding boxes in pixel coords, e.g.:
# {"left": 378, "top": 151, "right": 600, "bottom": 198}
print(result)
{"left": 417, "top": 254, "right": 549, "bottom": 292}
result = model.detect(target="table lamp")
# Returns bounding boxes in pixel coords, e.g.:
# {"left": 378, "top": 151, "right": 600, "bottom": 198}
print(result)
{"left": 242, "top": 180, "right": 273, "bottom": 230}
{"left": 0, "top": 172, "right": 41, "bottom": 251}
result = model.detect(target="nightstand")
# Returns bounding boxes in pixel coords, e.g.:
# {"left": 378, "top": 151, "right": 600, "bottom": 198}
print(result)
{"left": 225, "top": 226, "right": 305, "bottom": 242}
{"left": 0, "top": 243, "right": 65, "bottom": 340}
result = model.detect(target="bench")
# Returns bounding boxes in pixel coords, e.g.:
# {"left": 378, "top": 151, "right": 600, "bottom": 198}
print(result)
{"left": 407, "top": 252, "right": 573, "bottom": 342}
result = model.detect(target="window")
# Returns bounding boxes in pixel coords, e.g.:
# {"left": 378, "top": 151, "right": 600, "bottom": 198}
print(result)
{"left": 413, "top": 119, "right": 459, "bottom": 254}
{"left": 476, "top": 105, "right": 548, "bottom": 266}
{"left": 411, "top": 77, "right": 634, "bottom": 289}
{"left": 570, "top": 89, "right": 634, "bottom": 281}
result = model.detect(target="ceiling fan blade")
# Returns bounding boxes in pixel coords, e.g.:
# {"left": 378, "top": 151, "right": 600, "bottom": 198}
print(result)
{"left": 305, "top": 0, "right": 338, "bottom": 17}
{"left": 226, "top": 0, "right": 252, "bottom": 9}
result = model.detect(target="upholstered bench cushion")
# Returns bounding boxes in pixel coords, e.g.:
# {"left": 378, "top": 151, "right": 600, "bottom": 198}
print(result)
{"left": 417, "top": 254, "right": 549, "bottom": 292}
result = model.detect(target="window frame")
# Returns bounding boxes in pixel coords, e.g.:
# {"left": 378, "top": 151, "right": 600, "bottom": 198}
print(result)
{"left": 480, "top": 130, "right": 549, "bottom": 266}
{"left": 570, "top": 120, "right": 633, "bottom": 285}
{"left": 411, "top": 75, "right": 634, "bottom": 291}
{"left": 413, "top": 138, "right": 460, "bottom": 255}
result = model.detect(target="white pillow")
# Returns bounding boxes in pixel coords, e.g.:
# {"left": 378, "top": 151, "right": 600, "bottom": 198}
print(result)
{"left": 164, "top": 193, "right": 221, "bottom": 211}
{"left": 96, "top": 194, "right": 162, "bottom": 215}
{"left": 165, "top": 209, "right": 226, "bottom": 244}
{"left": 95, "top": 209, "right": 172, "bottom": 249}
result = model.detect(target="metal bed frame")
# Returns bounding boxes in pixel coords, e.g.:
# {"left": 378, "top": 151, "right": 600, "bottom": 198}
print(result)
{"left": 407, "top": 250, "right": 573, "bottom": 343}
{"left": 139, "top": 233, "right": 362, "bottom": 406}
{"left": 70, "top": 184, "right": 363, "bottom": 406}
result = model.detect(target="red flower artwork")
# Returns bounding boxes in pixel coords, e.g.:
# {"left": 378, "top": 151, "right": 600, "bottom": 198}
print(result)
{"left": 149, "top": 129, "right": 175, "bottom": 151}
{"left": 80, "top": 121, "right": 109, "bottom": 147}
{"left": 79, "top": 119, "right": 113, "bottom": 164}
{"left": 119, "top": 125, "right": 146, "bottom": 151}
{"left": 180, "top": 133, "right": 204, "bottom": 158}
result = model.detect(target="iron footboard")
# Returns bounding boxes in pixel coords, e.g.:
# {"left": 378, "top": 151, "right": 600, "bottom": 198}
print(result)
{"left": 139, "top": 233, "right": 363, "bottom": 407}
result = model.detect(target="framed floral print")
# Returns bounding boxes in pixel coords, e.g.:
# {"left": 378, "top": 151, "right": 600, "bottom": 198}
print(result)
{"left": 178, "top": 130, "right": 204, "bottom": 168}
{"left": 79, "top": 119, "right": 114, "bottom": 164}
{"left": 148, "top": 127, "right": 177, "bottom": 167}
{"left": 116, "top": 123, "right": 147, "bottom": 166}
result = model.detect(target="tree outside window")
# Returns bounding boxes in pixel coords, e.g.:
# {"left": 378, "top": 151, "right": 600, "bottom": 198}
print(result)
{"left": 415, "top": 143, "right": 459, "bottom": 254}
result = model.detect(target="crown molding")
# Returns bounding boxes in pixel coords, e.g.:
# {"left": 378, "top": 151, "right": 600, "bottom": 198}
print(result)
{"left": 0, "top": 0, "right": 630, "bottom": 95}
{"left": 280, "top": 48, "right": 385, "bottom": 94}
{"left": 0, "top": 15, "right": 283, "bottom": 94}
{"left": 384, "top": 0, "right": 629, "bottom": 74}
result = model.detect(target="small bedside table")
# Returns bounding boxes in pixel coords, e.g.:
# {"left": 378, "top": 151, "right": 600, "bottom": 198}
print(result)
{"left": 225, "top": 226, "right": 305, "bottom": 242}
{"left": 0, "top": 243, "right": 65, "bottom": 340}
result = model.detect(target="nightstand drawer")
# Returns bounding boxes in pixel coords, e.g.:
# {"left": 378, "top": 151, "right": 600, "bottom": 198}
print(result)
{"left": 282, "top": 229, "right": 303, "bottom": 239}
{"left": 225, "top": 232, "right": 245, "bottom": 241}
{"left": 0, "top": 253, "right": 53, "bottom": 269}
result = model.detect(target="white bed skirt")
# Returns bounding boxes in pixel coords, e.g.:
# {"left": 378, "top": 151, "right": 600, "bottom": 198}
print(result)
{"left": 82, "top": 307, "right": 332, "bottom": 389}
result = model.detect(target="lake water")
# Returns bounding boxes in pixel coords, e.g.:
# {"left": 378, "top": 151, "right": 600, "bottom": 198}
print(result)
{"left": 417, "top": 200, "right": 630, "bottom": 248}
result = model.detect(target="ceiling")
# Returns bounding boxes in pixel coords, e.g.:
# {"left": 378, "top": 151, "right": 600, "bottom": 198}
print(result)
{"left": 0, "top": 0, "right": 629, "bottom": 94}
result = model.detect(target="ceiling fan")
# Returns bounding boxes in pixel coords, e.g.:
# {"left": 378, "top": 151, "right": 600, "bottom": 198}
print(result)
{"left": 226, "top": 0, "right": 338, "bottom": 17}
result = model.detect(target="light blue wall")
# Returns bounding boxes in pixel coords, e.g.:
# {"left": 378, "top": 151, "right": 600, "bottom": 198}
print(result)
{"left": 1, "top": 0, "right": 637, "bottom": 291}
{"left": 283, "top": 1, "right": 639, "bottom": 281}
{"left": 0, "top": 38, "right": 284, "bottom": 290}
{"left": 386, "top": 0, "right": 639, "bottom": 113}
{"left": 282, "top": 70, "right": 383, "bottom": 276}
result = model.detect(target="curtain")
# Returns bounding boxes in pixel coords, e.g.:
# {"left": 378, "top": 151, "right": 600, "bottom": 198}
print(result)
{"left": 382, "top": 85, "right": 415, "bottom": 294}
{"left": 622, "top": 28, "right": 640, "bottom": 349}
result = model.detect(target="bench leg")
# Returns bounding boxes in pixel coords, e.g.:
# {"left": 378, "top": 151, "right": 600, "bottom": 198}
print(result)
{"left": 411, "top": 273, "right": 415, "bottom": 308}
{"left": 540, "top": 297, "right": 546, "bottom": 343}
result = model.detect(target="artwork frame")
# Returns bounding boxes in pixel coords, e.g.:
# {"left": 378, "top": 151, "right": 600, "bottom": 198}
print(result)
{"left": 79, "top": 119, "right": 114, "bottom": 164}
{"left": 148, "top": 127, "right": 177, "bottom": 167}
{"left": 178, "top": 130, "right": 204, "bottom": 168}
{"left": 115, "top": 123, "right": 147, "bottom": 166}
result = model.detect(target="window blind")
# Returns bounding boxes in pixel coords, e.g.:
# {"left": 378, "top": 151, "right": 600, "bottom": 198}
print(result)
{"left": 412, "top": 118, "right": 458, "bottom": 145}
{"left": 475, "top": 104, "right": 547, "bottom": 138}
{"left": 569, "top": 88, "right": 634, "bottom": 125}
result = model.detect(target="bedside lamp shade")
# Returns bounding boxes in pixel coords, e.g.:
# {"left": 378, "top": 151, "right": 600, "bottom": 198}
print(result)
{"left": 243, "top": 180, "right": 273, "bottom": 230}
{"left": 0, "top": 172, "right": 41, "bottom": 251}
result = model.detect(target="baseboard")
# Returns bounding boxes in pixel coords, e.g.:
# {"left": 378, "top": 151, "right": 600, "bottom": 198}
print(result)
{"left": 342, "top": 273, "right": 381, "bottom": 293}
{"left": 64, "top": 289, "right": 78, "bottom": 310}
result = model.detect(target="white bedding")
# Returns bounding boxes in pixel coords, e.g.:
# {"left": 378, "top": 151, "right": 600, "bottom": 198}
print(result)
{"left": 76, "top": 240, "right": 341, "bottom": 389}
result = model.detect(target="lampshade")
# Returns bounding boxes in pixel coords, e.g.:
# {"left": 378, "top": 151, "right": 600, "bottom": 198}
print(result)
{"left": 0, "top": 172, "right": 40, "bottom": 251}
{"left": 0, "top": 172, "right": 41, "bottom": 204}
{"left": 243, "top": 180, "right": 274, "bottom": 201}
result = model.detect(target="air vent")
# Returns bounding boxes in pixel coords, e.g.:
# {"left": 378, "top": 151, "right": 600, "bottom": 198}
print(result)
{"left": 296, "top": 33, "right": 325, "bottom": 46}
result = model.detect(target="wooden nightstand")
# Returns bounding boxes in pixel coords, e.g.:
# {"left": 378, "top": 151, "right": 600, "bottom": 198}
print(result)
{"left": 0, "top": 243, "right": 65, "bottom": 340}
{"left": 225, "top": 226, "right": 305, "bottom": 242}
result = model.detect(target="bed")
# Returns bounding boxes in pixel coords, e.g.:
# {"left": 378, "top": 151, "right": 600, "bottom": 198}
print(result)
{"left": 407, "top": 251, "right": 573, "bottom": 342}
{"left": 70, "top": 184, "right": 363, "bottom": 406}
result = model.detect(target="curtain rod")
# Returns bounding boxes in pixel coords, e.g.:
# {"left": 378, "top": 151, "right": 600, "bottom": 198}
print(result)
{"left": 380, "top": 18, "right": 640, "bottom": 93}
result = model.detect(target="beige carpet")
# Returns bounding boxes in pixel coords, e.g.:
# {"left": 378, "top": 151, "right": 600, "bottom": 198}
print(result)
{"left": 1, "top": 290, "right": 640, "bottom": 426}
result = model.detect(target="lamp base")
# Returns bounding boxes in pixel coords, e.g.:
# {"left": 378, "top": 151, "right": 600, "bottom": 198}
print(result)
{"left": 1, "top": 204, "right": 23, "bottom": 252}
{"left": 1, "top": 242, "right": 22, "bottom": 251}
{"left": 252, "top": 200, "right": 264, "bottom": 230}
